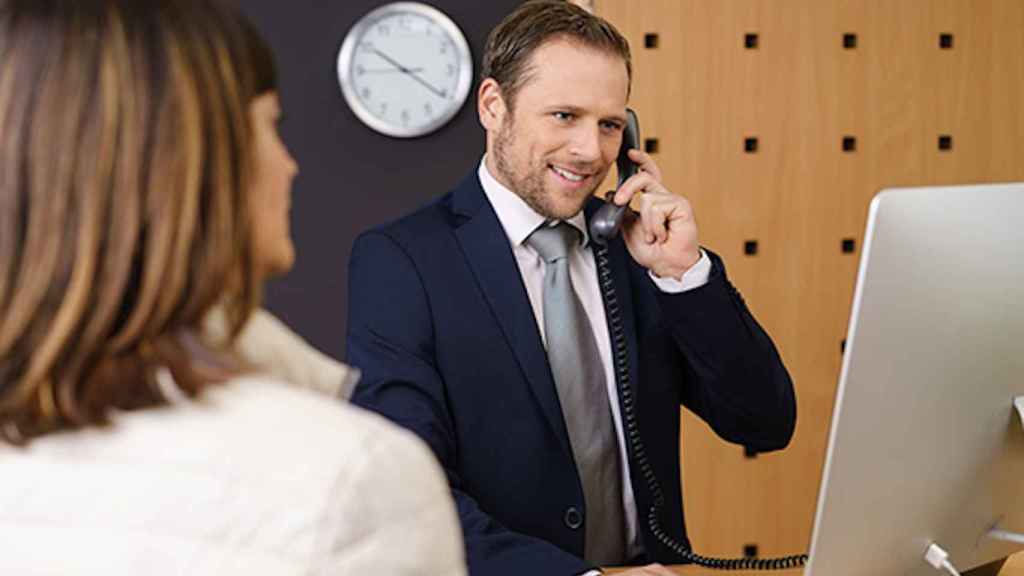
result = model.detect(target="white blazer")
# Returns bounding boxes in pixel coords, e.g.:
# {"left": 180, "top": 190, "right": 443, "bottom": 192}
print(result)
{"left": 0, "top": 376, "right": 466, "bottom": 575}
{"left": 205, "top": 307, "right": 359, "bottom": 399}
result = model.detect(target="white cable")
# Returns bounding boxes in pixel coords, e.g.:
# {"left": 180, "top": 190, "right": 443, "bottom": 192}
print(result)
{"left": 988, "top": 529, "right": 1024, "bottom": 545}
{"left": 924, "top": 543, "right": 962, "bottom": 576}
{"left": 940, "top": 559, "right": 962, "bottom": 576}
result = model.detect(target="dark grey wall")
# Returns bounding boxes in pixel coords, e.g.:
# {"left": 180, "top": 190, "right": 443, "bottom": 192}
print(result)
{"left": 240, "top": 1, "right": 523, "bottom": 360}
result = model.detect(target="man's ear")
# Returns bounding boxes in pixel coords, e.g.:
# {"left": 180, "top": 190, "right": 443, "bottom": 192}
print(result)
{"left": 477, "top": 78, "right": 507, "bottom": 132}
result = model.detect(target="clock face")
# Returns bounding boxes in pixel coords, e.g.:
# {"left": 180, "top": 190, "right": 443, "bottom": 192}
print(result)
{"left": 337, "top": 2, "right": 473, "bottom": 138}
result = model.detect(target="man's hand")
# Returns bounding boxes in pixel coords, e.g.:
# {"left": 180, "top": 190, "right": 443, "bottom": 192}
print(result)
{"left": 609, "top": 563, "right": 678, "bottom": 575}
{"left": 610, "top": 149, "right": 700, "bottom": 280}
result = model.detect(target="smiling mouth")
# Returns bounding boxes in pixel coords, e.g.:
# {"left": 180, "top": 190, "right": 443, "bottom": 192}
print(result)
{"left": 549, "top": 164, "right": 591, "bottom": 184}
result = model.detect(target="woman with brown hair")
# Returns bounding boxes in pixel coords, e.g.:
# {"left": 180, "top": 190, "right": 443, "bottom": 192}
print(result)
{"left": 202, "top": 14, "right": 360, "bottom": 400}
{"left": 0, "top": 1, "right": 465, "bottom": 573}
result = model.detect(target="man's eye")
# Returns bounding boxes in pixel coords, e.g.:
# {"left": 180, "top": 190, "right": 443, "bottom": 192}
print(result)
{"left": 553, "top": 111, "right": 574, "bottom": 121}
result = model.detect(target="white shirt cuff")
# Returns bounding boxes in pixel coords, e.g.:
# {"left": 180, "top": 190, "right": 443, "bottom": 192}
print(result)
{"left": 581, "top": 571, "right": 603, "bottom": 576}
{"left": 649, "top": 249, "right": 710, "bottom": 293}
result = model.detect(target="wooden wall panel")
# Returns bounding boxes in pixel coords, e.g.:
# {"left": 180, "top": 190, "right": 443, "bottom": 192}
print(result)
{"left": 594, "top": 0, "right": 1024, "bottom": 560}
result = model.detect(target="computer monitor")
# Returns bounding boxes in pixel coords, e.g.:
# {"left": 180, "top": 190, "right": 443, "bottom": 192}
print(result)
{"left": 805, "top": 183, "right": 1024, "bottom": 576}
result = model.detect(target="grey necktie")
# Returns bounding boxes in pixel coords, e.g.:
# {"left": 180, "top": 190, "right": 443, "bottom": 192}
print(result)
{"left": 527, "top": 222, "right": 627, "bottom": 565}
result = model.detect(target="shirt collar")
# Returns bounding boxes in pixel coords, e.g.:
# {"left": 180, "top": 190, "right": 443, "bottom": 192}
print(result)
{"left": 477, "top": 156, "right": 590, "bottom": 248}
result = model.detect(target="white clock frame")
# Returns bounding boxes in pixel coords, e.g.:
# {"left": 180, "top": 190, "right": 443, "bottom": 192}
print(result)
{"left": 336, "top": 2, "right": 473, "bottom": 138}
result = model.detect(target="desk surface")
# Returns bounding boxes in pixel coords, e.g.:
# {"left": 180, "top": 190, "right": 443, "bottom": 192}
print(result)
{"left": 604, "top": 552, "right": 1024, "bottom": 575}
{"left": 604, "top": 568, "right": 800, "bottom": 575}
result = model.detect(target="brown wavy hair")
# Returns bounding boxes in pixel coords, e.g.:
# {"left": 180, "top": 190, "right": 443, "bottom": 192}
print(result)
{"left": 0, "top": 0, "right": 273, "bottom": 442}
{"left": 481, "top": 0, "right": 632, "bottom": 111}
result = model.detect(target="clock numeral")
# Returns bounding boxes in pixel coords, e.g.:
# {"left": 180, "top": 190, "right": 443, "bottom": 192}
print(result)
{"left": 424, "top": 103, "right": 433, "bottom": 116}
{"left": 441, "top": 89, "right": 449, "bottom": 99}
{"left": 401, "top": 109, "right": 410, "bottom": 126}
{"left": 361, "top": 87, "right": 372, "bottom": 101}
{"left": 359, "top": 41, "right": 374, "bottom": 52}
{"left": 356, "top": 65, "right": 366, "bottom": 76}
{"left": 440, "top": 42, "right": 448, "bottom": 55}
{"left": 379, "top": 102, "right": 388, "bottom": 115}
{"left": 446, "top": 63, "right": 455, "bottom": 77}
{"left": 377, "top": 24, "right": 390, "bottom": 36}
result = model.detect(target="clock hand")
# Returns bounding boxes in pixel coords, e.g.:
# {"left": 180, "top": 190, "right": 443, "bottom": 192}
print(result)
{"left": 370, "top": 48, "right": 446, "bottom": 99}
{"left": 360, "top": 67, "right": 425, "bottom": 74}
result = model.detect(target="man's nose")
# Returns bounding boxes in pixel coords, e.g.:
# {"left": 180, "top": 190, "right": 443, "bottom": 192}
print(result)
{"left": 568, "top": 124, "right": 602, "bottom": 162}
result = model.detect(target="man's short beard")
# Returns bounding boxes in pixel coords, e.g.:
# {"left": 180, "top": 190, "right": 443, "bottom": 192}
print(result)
{"left": 492, "top": 114, "right": 592, "bottom": 221}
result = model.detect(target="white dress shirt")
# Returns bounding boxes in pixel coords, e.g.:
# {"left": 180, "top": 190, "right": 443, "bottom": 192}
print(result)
{"left": 477, "top": 158, "right": 710, "bottom": 563}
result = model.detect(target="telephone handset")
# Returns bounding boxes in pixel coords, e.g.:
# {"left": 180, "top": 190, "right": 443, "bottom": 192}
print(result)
{"left": 589, "top": 108, "right": 641, "bottom": 245}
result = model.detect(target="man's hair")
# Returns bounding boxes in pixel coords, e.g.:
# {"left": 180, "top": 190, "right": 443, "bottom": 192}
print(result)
{"left": 481, "top": 0, "right": 632, "bottom": 110}
{"left": 0, "top": 0, "right": 272, "bottom": 442}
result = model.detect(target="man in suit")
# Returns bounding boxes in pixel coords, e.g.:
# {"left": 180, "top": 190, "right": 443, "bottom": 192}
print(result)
{"left": 347, "top": 2, "right": 796, "bottom": 574}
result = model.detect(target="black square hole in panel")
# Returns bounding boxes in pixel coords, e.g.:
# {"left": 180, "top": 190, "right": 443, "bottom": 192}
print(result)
{"left": 644, "top": 138, "right": 659, "bottom": 154}
{"left": 644, "top": 33, "right": 659, "bottom": 49}
{"left": 744, "top": 446, "right": 758, "bottom": 459}
{"left": 744, "top": 544, "right": 760, "bottom": 558}
{"left": 842, "top": 136, "right": 857, "bottom": 152}
{"left": 940, "top": 33, "right": 954, "bottom": 49}
{"left": 842, "top": 238, "right": 857, "bottom": 253}
{"left": 744, "top": 240, "right": 758, "bottom": 256}
{"left": 744, "top": 33, "right": 759, "bottom": 49}
{"left": 843, "top": 33, "right": 858, "bottom": 49}
{"left": 938, "top": 135, "right": 953, "bottom": 151}
{"left": 744, "top": 137, "right": 759, "bottom": 153}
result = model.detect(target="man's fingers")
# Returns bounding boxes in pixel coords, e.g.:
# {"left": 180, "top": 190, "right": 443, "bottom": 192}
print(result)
{"left": 639, "top": 197, "right": 669, "bottom": 244}
{"left": 613, "top": 171, "right": 675, "bottom": 206}
{"left": 613, "top": 171, "right": 652, "bottom": 206}
{"left": 626, "top": 148, "right": 663, "bottom": 181}
{"left": 641, "top": 193, "right": 687, "bottom": 244}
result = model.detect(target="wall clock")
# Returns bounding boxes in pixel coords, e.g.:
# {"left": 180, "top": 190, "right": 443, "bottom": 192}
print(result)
{"left": 336, "top": 2, "right": 474, "bottom": 138}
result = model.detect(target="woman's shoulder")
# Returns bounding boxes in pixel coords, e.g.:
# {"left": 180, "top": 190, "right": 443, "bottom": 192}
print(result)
{"left": 0, "top": 376, "right": 465, "bottom": 575}
{"left": 207, "top": 377, "right": 466, "bottom": 574}
{"left": 50, "top": 373, "right": 437, "bottom": 484}
{"left": 188, "top": 375, "right": 428, "bottom": 466}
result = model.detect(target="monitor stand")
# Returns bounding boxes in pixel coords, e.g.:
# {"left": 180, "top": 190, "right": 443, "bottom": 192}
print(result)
{"left": 969, "top": 397, "right": 1024, "bottom": 576}
{"left": 964, "top": 558, "right": 1006, "bottom": 576}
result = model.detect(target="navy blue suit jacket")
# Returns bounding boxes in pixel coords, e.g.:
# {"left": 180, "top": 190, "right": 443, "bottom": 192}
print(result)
{"left": 347, "top": 172, "right": 796, "bottom": 575}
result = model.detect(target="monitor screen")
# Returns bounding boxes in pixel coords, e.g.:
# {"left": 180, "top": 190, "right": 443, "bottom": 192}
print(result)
{"left": 806, "top": 183, "right": 1024, "bottom": 576}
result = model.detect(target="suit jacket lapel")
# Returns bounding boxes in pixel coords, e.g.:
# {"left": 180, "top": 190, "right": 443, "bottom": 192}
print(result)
{"left": 451, "top": 174, "right": 573, "bottom": 456}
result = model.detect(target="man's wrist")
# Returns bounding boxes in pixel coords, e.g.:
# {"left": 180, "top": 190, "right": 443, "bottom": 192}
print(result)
{"left": 651, "top": 249, "right": 701, "bottom": 280}
{"left": 649, "top": 249, "right": 710, "bottom": 293}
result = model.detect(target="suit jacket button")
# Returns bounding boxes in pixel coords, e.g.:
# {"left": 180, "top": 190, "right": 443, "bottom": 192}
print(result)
{"left": 564, "top": 507, "right": 583, "bottom": 530}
